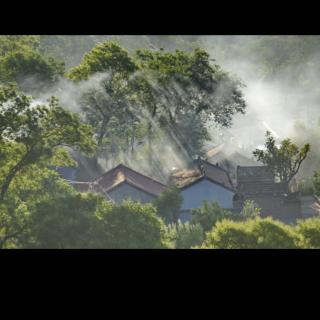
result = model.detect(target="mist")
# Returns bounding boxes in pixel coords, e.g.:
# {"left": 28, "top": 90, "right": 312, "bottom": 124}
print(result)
{"left": 23, "top": 35, "right": 320, "bottom": 183}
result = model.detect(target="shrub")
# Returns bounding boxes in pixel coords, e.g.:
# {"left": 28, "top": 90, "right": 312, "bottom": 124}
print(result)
{"left": 164, "top": 221, "right": 204, "bottom": 249}
{"left": 295, "top": 218, "right": 320, "bottom": 248}
{"left": 202, "top": 219, "right": 256, "bottom": 249}
{"left": 154, "top": 185, "right": 183, "bottom": 223}
{"left": 240, "top": 200, "right": 261, "bottom": 219}
{"left": 191, "top": 201, "right": 240, "bottom": 232}
{"left": 202, "top": 217, "right": 298, "bottom": 249}
{"left": 96, "top": 200, "right": 166, "bottom": 249}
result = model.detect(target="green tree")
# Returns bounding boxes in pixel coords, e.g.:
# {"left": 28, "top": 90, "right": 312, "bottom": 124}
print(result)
{"left": 240, "top": 200, "right": 261, "bottom": 219}
{"left": 253, "top": 131, "right": 310, "bottom": 192}
{"left": 67, "top": 41, "right": 137, "bottom": 81}
{"left": 154, "top": 185, "right": 183, "bottom": 223}
{"left": 191, "top": 201, "right": 239, "bottom": 232}
{"left": 202, "top": 219, "right": 256, "bottom": 249}
{"left": 0, "top": 35, "right": 40, "bottom": 56}
{"left": 0, "top": 84, "right": 96, "bottom": 201}
{"left": 68, "top": 42, "right": 140, "bottom": 169}
{"left": 202, "top": 217, "right": 297, "bottom": 249}
{"left": 0, "top": 35, "right": 65, "bottom": 92}
{"left": 295, "top": 218, "right": 320, "bottom": 249}
{"left": 0, "top": 167, "right": 77, "bottom": 248}
{"left": 68, "top": 42, "right": 246, "bottom": 171}
{"left": 248, "top": 218, "right": 297, "bottom": 249}
{"left": 163, "top": 221, "right": 204, "bottom": 249}
{"left": 133, "top": 47, "right": 246, "bottom": 159}
{"left": 27, "top": 192, "right": 105, "bottom": 248}
{"left": 96, "top": 200, "right": 166, "bottom": 249}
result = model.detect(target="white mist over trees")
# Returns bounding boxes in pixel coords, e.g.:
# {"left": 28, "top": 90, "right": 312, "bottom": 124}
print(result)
{"left": 3, "top": 35, "right": 320, "bottom": 182}
{"left": 2, "top": 35, "right": 320, "bottom": 249}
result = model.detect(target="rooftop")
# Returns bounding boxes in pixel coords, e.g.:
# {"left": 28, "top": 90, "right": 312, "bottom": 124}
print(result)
{"left": 172, "top": 160, "right": 234, "bottom": 191}
{"left": 94, "top": 164, "right": 167, "bottom": 197}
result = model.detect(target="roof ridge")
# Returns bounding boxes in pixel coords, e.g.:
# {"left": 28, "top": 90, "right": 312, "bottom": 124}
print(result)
{"left": 202, "top": 159, "right": 230, "bottom": 174}
{"left": 94, "top": 163, "right": 167, "bottom": 187}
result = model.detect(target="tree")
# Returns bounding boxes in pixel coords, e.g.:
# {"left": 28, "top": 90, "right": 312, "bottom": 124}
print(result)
{"left": 0, "top": 35, "right": 65, "bottom": 92}
{"left": 68, "top": 42, "right": 140, "bottom": 169}
{"left": 191, "top": 201, "right": 239, "bottom": 232}
{"left": 133, "top": 47, "right": 247, "bottom": 160}
{"left": 153, "top": 185, "right": 183, "bottom": 223}
{"left": 78, "top": 75, "right": 141, "bottom": 170}
{"left": 27, "top": 192, "right": 105, "bottom": 248}
{"left": 202, "top": 219, "right": 256, "bottom": 249}
{"left": 67, "top": 41, "right": 137, "bottom": 81}
{"left": 253, "top": 131, "right": 310, "bottom": 192}
{"left": 0, "top": 167, "right": 77, "bottom": 248}
{"left": 163, "top": 221, "right": 204, "bottom": 249}
{"left": 202, "top": 217, "right": 297, "bottom": 249}
{"left": 240, "top": 200, "right": 261, "bottom": 219}
{"left": 248, "top": 218, "right": 297, "bottom": 249}
{"left": 0, "top": 84, "right": 96, "bottom": 201}
{"left": 68, "top": 42, "right": 246, "bottom": 172}
{"left": 0, "top": 35, "right": 40, "bottom": 56}
{"left": 295, "top": 218, "right": 320, "bottom": 249}
{"left": 95, "top": 200, "right": 166, "bottom": 249}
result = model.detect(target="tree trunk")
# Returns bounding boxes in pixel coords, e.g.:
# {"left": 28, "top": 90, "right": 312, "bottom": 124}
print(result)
{"left": 0, "top": 152, "right": 30, "bottom": 201}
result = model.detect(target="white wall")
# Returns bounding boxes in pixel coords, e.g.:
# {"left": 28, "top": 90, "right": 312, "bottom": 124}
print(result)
{"left": 181, "top": 179, "right": 234, "bottom": 210}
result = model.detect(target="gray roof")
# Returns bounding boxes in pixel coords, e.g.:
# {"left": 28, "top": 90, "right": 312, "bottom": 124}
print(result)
{"left": 237, "top": 166, "right": 275, "bottom": 183}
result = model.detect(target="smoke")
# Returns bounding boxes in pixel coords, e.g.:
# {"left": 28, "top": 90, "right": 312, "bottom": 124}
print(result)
{"left": 18, "top": 35, "right": 320, "bottom": 183}
{"left": 199, "top": 35, "right": 320, "bottom": 180}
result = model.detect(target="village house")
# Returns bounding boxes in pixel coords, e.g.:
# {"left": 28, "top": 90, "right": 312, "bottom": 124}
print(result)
{"left": 171, "top": 159, "right": 236, "bottom": 221}
{"left": 233, "top": 166, "right": 302, "bottom": 223}
{"left": 69, "top": 164, "right": 167, "bottom": 205}
{"left": 62, "top": 158, "right": 315, "bottom": 224}
{"left": 64, "top": 159, "right": 236, "bottom": 222}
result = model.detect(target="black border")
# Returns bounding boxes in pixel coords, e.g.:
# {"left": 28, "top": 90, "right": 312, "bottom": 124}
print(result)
{"left": 1, "top": 3, "right": 319, "bottom": 35}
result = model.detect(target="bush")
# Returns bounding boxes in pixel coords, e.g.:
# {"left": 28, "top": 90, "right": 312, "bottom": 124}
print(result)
{"left": 164, "top": 221, "right": 204, "bottom": 249}
{"left": 240, "top": 200, "right": 261, "bottom": 219}
{"left": 191, "top": 201, "right": 240, "bottom": 232}
{"left": 202, "top": 217, "right": 298, "bottom": 249}
{"left": 249, "top": 218, "right": 297, "bottom": 249}
{"left": 202, "top": 219, "right": 256, "bottom": 249}
{"left": 96, "top": 200, "right": 167, "bottom": 249}
{"left": 295, "top": 218, "right": 320, "bottom": 248}
{"left": 28, "top": 192, "right": 105, "bottom": 248}
{"left": 154, "top": 185, "right": 183, "bottom": 223}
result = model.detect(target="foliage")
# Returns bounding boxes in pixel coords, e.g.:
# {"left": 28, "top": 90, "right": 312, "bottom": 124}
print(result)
{"left": 95, "top": 200, "right": 166, "bottom": 249}
{"left": 253, "top": 131, "right": 310, "bottom": 191}
{"left": 67, "top": 41, "right": 246, "bottom": 171}
{"left": 295, "top": 218, "right": 320, "bottom": 249}
{"left": 154, "top": 185, "right": 183, "bottom": 223}
{"left": 0, "top": 35, "right": 64, "bottom": 92}
{"left": 191, "top": 201, "right": 240, "bottom": 232}
{"left": 0, "top": 168, "right": 76, "bottom": 248}
{"left": 202, "top": 217, "right": 298, "bottom": 249}
{"left": 133, "top": 47, "right": 246, "bottom": 158}
{"left": 0, "top": 35, "right": 40, "bottom": 56}
{"left": 0, "top": 84, "right": 96, "bottom": 201}
{"left": 67, "top": 41, "right": 137, "bottom": 81}
{"left": 163, "top": 221, "right": 204, "bottom": 249}
{"left": 27, "top": 192, "right": 105, "bottom": 248}
{"left": 248, "top": 218, "right": 297, "bottom": 249}
{"left": 240, "top": 200, "right": 261, "bottom": 219}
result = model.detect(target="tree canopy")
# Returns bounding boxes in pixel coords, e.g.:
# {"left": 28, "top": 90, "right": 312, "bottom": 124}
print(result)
{"left": 253, "top": 131, "right": 310, "bottom": 192}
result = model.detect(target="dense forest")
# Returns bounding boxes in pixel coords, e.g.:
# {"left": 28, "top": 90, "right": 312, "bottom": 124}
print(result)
{"left": 1, "top": 35, "right": 320, "bottom": 248}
